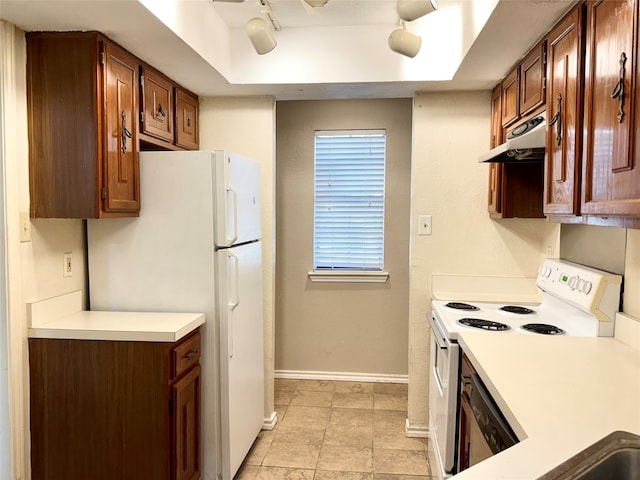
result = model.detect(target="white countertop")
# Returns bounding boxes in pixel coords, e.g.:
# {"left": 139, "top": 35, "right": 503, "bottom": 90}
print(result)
{"left": 28, "top": 291, "right": 205, "bottom": 342}
{"left": 452, "top": 330, "right": 640, "bottom": 479}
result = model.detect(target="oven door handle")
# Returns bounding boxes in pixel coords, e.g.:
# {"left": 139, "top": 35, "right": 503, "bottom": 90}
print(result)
{"left": 430, "top": 314, "right": 450, "bottom": 350}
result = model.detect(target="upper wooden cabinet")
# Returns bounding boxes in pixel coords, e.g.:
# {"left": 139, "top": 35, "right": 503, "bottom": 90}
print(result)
{"left": 141, "top": 66, "right": 175, "bottom": 143}
{"left": 544, "top": 3, "right": 586, "bottom": 216}
{"left": 581, "top": 0, "right": 640, "bottom": 217}
{"left": 175, "top": 88, "right": 200, "bottom": 150}
{"left": 501, "top": 40, "right": 547, "bottom": 128}
{"left": 27, "top": 32, "right": 140, "bottom": 218}
{"left": 488, "top": 86, "right": 503, "bottom": 216}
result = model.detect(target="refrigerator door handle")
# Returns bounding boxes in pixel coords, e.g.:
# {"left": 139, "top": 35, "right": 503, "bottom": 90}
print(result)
{"left": 227, "top": 250, "right": 240, "bottom": 358}
{"left": 226, "top": 185, "right": 239, "bottom": 246}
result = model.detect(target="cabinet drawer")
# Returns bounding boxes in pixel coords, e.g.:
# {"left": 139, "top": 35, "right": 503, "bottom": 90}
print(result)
{"left": 173, "top": 331, "right": 201, "bottom": 379}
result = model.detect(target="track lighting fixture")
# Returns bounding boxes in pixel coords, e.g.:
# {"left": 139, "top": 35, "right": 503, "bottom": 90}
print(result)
{"left": 388, "top": 23, "right": 422, "bottom": 58}
{"left": 246, "top": 17, "right": 277, "bottom": 55}
{"left": 397, "top": 0, "right": 437, "bottom": 22}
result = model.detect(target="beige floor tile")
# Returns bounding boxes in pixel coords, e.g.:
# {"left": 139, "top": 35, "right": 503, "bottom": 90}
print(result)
{"left": 281, "top": 406, "right": 331, "bottom": 427}
{"left": 315, "top": 471, "right": 374, "bottom": 480}
{"left": 373, "top": 384, "right": 408, "bottom": 395}
{"left": 244, "top": 435, "right": 273, "bottom": 466}
{"left": 323, "top": 424, "right": 373, "bottom": 448}
{"left": 332, "top": 392, "right": 374, "bottom": 409}
{"left": 373, "top": 475, "right": 430, "bottom": 480}
{"left": 256, "top": 466, "right": 315, "bottom": 479}
{"left": 297, "top": 379, "right": 336, "bottom": 392}
{"left": 334, "top": 382, "right": 375, "bottom": 393}
{"left": 272, "top": 424, "right": 326, "bottom": 448}
{"left": 290, "top": 390, "right": 334, "bottom": 407}
{"left": 373, "top": 410, "right": 406, "bottom": 431}
{"left": 275, "top": 378, "right": 300, "bottom": 391}
{"left": 330, "top": 408, "right": 374, "bottom": 427}
{"left": 373, "top": 449, "right": 429, "bottom": 476}
{"left": 275, "top": 389, "right": 296, "bottom": 406}
{"left": 235, "top": 464, "right": 259, "bottom": 479}
{"left": 262, "top": 442, "right": 321, "bottom": 469}
{"left": 274, "top": 405, "right": 288, "bottom": 426}
{"left": 317, "top": 445, "right": 373, "bottom": 473}
{"left": 373, "top": 393, "right": 407, "bottom": 412}
{"left": 373, "top": 427, "right": 427, "bottom": 451}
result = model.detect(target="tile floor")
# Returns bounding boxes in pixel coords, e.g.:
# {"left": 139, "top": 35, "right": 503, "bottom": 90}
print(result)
{"left": 234, "top": 379, "right": 433, "bottom": 480}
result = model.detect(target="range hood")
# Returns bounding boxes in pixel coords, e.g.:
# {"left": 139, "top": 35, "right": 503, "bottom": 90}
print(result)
{"left": 479, "top": 112, "right": 547, "bottom": 163}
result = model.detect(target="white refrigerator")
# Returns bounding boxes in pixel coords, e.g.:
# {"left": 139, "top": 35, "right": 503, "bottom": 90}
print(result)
{"left": 87, "top": 150, "right": 264, "bottom": 480}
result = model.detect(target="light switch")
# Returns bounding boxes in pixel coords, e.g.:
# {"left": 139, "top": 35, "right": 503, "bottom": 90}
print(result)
{"left": 418, "top": 215, "right": 432, "bottom": 236}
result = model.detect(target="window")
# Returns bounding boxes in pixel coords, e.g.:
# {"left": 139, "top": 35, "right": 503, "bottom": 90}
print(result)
{"left": 312, "top": 129, "right": 387, "bottom": 280}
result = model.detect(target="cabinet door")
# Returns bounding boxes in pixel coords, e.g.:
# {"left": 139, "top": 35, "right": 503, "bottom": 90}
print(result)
{"left": 488, "top": 86, "right": 503, "bottom": 216}
{"left": 501, "top": 68, "right": 519, "bottom": 127}
{"left": 544, "top": 3, "right": 586, "bottom": 215}
{"left": 175, "top": 88, "right": 199, "bottom": 150}
{"left": 520, "top": 41, "right": 547, "bottom": 116}
{"left": 141, "top": 66, "right": 174, "bottom": 142}
{"left": 103, "top": 41, "right": 140, "bottom": 213}
{"left": 172, "top": 365, "right": 201, "bottom": 480}
{"left": 582, "top": 0, "right": 640, "bottom": 216}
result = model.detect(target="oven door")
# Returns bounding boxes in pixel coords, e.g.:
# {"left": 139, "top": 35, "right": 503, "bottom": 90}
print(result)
{"left": 429, "top": 313, "right": 460, "bottom": 478}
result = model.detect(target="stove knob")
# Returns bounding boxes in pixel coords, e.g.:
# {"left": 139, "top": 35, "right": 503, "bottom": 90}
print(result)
{"left": 576, "top": 278, "right": 585, "bottom": 291}
{"left": 583, "top": 281, "right": 593, "bottom": 294}
{"left": 568, "top": 276, "right": 577, "bottom": 290}
{"left": 545, "top": 266, "right": 552, "bottom": 278}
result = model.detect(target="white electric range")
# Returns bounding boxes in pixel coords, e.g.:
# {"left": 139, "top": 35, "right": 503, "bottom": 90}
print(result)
{"left": 428, "top": 259, "right": 623, "bottom": 479}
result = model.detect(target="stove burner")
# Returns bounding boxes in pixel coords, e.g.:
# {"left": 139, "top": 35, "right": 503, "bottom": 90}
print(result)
{"left": 521, "top": 323, "right": 565, "bottom": 335}
{"left": 500, "top": 305, "right": 536, "bottom": 315}
{"left": 458, "top": 318, "right": 510, "bottom": 331}
{"left": 445, "top": 302, "right": 479, "bottom": 311}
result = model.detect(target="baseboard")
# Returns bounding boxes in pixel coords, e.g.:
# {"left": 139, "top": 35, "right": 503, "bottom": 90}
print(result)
{"left": 262, "top": 411, "right": 277, "bottom": 431}
{"left": 274, "top": 369, "right": 408, "bottom": 384}
{"left": 405, "top": 418, "right": 430, "bottom": 438}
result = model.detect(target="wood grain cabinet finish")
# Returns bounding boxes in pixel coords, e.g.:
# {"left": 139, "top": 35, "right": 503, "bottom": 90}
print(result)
{"left": 175, "top": 88, "right": 200, "bottom": 150}
{"left": 26, "top": 32, "right": 140, "bottom": 218}
{"left": 29, "top": 330, "right": 201, "bottom": 480}
{"left": 141, "top": 66, "right": 175, "bottom": 143}
{"left": 544, "top": 3, "right": 586, "bottom": 216}
{"left": 488, "top": 86, "right": 503, "bottom": 216}
{"left": 582, "top": 0, "right": 640, "bottom": 217}
{"left": 501, "top": 68, "right": 520, "bottom": 128}
{"left": 520, "top": 41, "right": 547, "bottom": 117}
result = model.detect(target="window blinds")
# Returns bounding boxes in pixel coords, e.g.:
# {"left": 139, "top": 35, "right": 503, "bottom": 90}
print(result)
{"left": 313, "top": 130, "right": 386, "bottom": 271}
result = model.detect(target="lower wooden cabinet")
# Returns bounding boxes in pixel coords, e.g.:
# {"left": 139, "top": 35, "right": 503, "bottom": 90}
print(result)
{"left": 29, "top": 330, "right": 201, "bottom": 480}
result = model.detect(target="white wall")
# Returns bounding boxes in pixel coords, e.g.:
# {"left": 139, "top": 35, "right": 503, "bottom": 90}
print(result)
{"left": 408, "top": 91, "right": 560, "bottom": 430}
{"left": 2, "top": 22, "right": 88, "bottom": 479}
{"left": 198, "top": 96, "right": 277, "bottom": 425}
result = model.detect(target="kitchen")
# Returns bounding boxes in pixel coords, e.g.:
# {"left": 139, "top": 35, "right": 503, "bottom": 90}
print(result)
{"left": 1, "top": 1, "right": 640, "bottom": 480}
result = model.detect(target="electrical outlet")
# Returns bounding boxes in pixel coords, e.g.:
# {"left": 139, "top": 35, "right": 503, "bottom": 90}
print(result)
{"left": 418, "top": 215, "right": 432, "bottom": 236}
{"left": 63, "top": 252, "right": 73, "bottom": 278}
{"left": 19, "top": 211, "right": 31, "bottom": 242}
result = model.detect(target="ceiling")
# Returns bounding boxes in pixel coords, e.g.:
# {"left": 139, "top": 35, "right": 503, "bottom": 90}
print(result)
{"left": 0, "top": 0, "right": 577, "bottom": 100}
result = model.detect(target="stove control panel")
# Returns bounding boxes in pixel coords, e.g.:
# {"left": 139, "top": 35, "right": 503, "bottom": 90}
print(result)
{"left": 537, "top": 259, "right": 622, "bottom": 323}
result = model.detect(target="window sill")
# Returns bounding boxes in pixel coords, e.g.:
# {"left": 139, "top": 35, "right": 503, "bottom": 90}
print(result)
{"left": 308, "top": 271, "right": 389, "bottom": 283}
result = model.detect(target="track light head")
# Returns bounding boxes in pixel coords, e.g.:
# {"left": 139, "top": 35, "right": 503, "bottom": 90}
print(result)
{"left": 245, "top": 17, "right": 277, "bottom": 55}
{"left": 388, "top": 24, "right": 422, "bottom": 58}
{"left": 397, "top": 0, "right": 437, "bottom": 22}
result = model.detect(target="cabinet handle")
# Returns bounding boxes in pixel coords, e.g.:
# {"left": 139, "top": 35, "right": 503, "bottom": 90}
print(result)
{"left": 121, "top": 111, "right": 133, "bottom": 153}
{"left": 186, "top": 117, "right": 191, "bottom": 128}
{"left": 610, "top": 52, "right": 627, "bottom": 123}
{"left": 183, "top": 349, "right": 199, "bottom": 360}
{"left": 157, "top": 103, "right": 166, "bottom": 118}
{"left": 548, "top": 93, "right": 562, "bottom": 146}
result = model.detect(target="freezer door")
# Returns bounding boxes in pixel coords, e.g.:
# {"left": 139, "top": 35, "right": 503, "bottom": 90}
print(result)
{"left": 216, "top": 241, "right": 264, "bottom": 479}
{"left": 214, "top": 151, "right": 261, "bottom": 247}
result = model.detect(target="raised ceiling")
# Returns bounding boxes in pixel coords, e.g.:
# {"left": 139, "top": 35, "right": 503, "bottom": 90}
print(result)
{"left": 0, "top": 0, "right": 577, "bottom": 99}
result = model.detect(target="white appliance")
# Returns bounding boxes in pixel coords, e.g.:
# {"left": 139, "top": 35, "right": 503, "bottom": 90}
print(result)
{"left": 87, "top": 150, "right": 264, "bottom": 480}
{"left": 428, "top": 259, "right": 622, "bottom": 479}
{"left": 478, "top": 111, "right": 546, "bottom": 163}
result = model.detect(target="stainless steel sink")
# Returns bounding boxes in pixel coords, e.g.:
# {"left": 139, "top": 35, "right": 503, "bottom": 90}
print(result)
{"left": 538, "top": 431, "right": 640, "bottom": 479}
